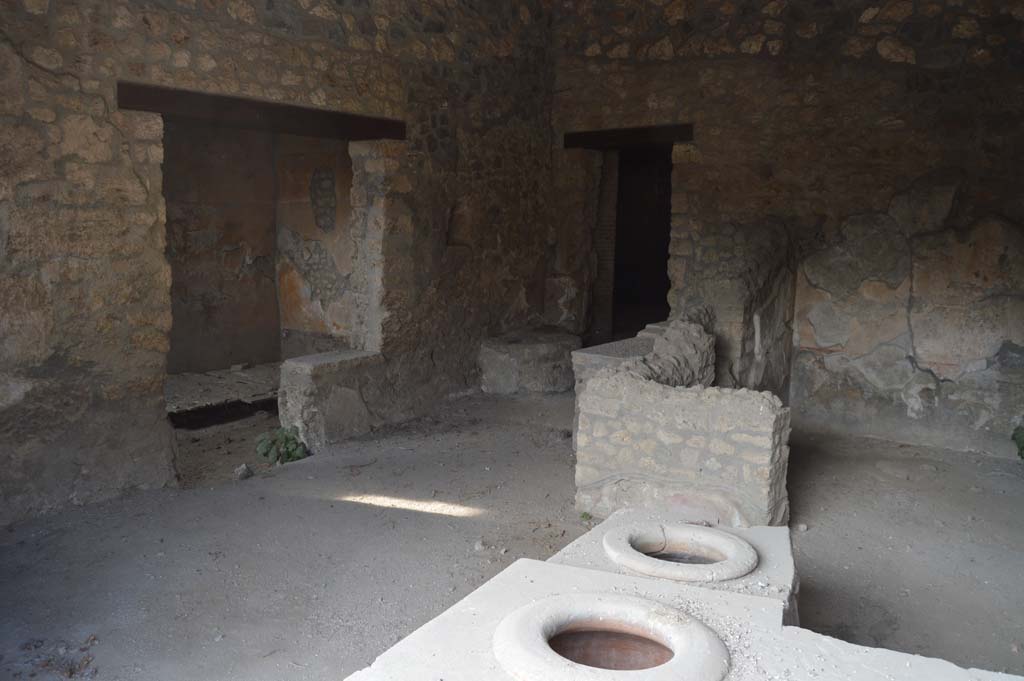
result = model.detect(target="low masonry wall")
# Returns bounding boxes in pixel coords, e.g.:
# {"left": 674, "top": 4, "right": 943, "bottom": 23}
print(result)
{"left": 478, "top": 329, "right": 581, "bottom": 395}
{"left": 278, "top": 350, "right": 385, "bottom": 453}
{"left": 574, "top": 369, "right": 791, "bottom": 527}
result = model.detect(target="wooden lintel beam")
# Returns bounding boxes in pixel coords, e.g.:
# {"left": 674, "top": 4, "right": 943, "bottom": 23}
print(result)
{"left": 117, "top": 81, "right": 406, "bottom": 141}
{"left": 563, "top": 124, "right": 693, "bottom": 150}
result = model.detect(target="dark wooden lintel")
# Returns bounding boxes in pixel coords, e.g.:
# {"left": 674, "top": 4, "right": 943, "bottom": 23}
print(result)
{"left": 117, "top": 81, "right": 406, "bottom": 141}
{"left": 563, "top": 124, "right": 693, "bottom": 150}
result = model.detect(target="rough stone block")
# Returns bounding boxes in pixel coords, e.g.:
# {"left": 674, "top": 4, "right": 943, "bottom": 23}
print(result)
{"left": 278, "top": 349, "right": 384, "bottom": 452}
{"left": 574, "top": 319, "right": 713, "bottom": 398}
{"left": 636, "top": 320, "right": 672, "bottom": 339}
{"left": 622, "top": 320, "right": 715, "bottom": 388}
{"left": 575, "top": 369, "right": 790, "bottom": 526}
{"left": 478, "top": 328, "right": 581, "bottom": 394}
{"left": 571, "top": 335, "right": 654, "bottom": 393}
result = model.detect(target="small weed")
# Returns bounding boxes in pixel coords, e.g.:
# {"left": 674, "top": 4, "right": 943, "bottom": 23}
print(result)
{"left": 580, "top": 512, "right": 593, "bottom": 522}
{"left": 256, "top": 426, "right": 309, "bottom": 465}
{"left": 1012, "top": 425, "right": 1024, "bottom": 461}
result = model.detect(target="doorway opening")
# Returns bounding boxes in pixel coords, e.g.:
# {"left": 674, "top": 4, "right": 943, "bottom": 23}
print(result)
{"left": 611, "top": 146, "right": 672, "bottom": 340}
{"left": 162, "top": 118, "right": 361, "bottom": 485}
{"left": 162, "top": 116, "right": 282, "bottom": 421}
{"left": 117, "top": 83, "right": 405, "bottom": 487}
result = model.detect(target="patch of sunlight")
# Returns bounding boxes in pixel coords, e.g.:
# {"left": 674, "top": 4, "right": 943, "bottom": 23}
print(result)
{"left": 336, "top": 493, "right": 484, "bottom": 518}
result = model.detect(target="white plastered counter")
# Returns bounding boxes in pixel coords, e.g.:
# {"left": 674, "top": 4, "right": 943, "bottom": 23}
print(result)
{"left": 346, "top": 559, "right": 1016, "bottom": 681}
{"left": 549, "top": 508, "right": 799, "bottom": 621}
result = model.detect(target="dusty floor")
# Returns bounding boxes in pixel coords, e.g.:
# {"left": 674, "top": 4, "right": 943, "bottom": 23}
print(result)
{"left": 789, "top": 430, "right": 1024, "bottom": 674}
{"left": 0, "top": 394, "right": 587, "bottom": 681}
{"left": 172, "top": 410, "right": 279, "bottom": 488}
{"left": 1, "top": 393, "right": 1022, "bottom": 680}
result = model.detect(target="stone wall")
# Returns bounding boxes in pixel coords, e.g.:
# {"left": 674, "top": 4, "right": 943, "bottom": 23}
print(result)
{"left": 164, "top": 119, "right": 281, "bottom": 373}
{"left": 544, "top": 149, "right": 604, "bottom": 334}
{"left": 5, "top": 0, "right": 1022, "bottom": 522}
{"left": 792, "top": 174, "right": 1024, "bottom": 458}
{"left": 275, "top": 134, "right": 358, "bottom": 358}
{"left": 670, "top": 151, "right": 796, "bottom": 394}
{"left": 575, "top": 369, "right": 791, "bottom": 526}
{"left": 553, "top": 0, "right": 1024, "bottom": 451}
{"left": 0, "top": 0, "right": 555, "bottom": 524}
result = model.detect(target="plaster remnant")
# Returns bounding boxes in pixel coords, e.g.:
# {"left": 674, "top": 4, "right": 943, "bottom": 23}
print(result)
{"left": 310, "top": 167, "right": 337, "bottom": 232}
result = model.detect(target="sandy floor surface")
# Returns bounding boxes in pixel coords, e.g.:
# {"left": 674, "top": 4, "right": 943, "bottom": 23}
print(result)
{"left": 1, "top": 392, "right": 1022, "bottom": 679}
{"left": 788, "top": 429, "right": 1024, "bottom": 674}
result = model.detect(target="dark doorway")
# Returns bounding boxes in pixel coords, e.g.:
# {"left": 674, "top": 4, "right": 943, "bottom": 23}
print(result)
{"left": 612, "top": 146, "right": 672, "bottom": 339}
{"left": 162, "top": 116, "right": 282, "bottom": 376}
